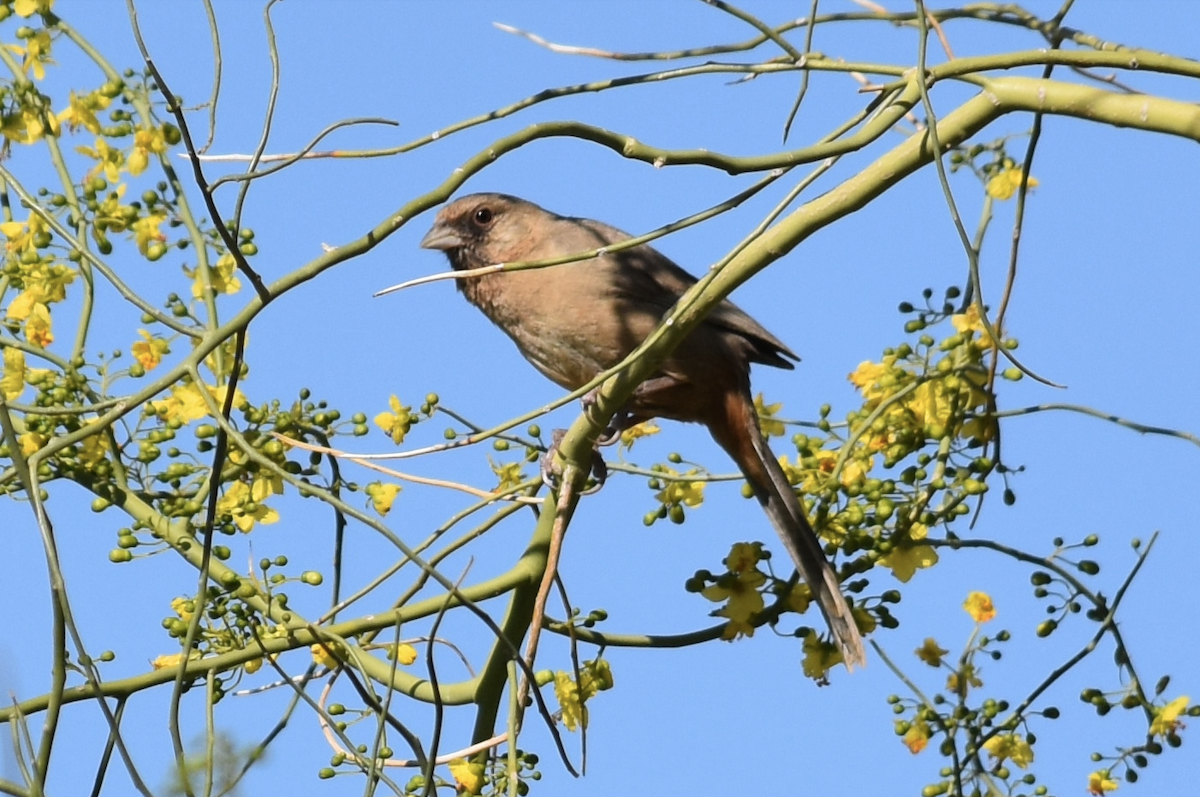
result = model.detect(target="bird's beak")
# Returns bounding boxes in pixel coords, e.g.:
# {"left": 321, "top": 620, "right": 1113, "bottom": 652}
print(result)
{"left": 419, "top": 223, "right": 463, "bottom": 251}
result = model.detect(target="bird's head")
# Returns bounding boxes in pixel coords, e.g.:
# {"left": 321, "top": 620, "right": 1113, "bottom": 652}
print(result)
{"left": 419, "top": 193, "right": 542, "bottom": 270}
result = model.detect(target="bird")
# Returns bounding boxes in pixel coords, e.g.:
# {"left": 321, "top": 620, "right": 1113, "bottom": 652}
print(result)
{"left": 418, "top": 192, "right": 866, "bottom": 669}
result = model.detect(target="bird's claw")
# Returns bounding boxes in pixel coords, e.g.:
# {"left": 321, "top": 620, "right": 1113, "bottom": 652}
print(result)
{"left": 541, "top": 428, "right": 608, "bottom": 495}
{"left": 580, "top": 387, "right": 632, "bottom": 447}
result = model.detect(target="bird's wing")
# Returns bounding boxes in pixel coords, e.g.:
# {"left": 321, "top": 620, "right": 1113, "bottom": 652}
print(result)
{"left": 568, "top": 217, "right": 798, "bottom": 369}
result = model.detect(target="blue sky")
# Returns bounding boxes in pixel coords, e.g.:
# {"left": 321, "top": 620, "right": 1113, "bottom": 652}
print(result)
{"left": 3, "top": 2, "right": 1199, "bottom": 795}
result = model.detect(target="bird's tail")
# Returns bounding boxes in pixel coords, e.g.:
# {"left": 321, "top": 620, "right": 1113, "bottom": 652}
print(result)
{"left": 709, "top": 390, "right": 867, "bottom": 670}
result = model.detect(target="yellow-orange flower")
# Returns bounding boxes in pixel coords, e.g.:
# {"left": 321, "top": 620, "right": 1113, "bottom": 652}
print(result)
{"left": 903, "top": 722, "right": 931, "bottom": 754}
{"left": 131, "top": 329, "right": 169, "bottom": 370}
{"left": 963, "top": 591, "right": 996, "bottom": 623}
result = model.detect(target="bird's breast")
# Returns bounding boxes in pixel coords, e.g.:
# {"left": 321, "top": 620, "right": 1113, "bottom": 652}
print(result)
{"left": 462, "top": 268, "right": 622, "bottom": 391}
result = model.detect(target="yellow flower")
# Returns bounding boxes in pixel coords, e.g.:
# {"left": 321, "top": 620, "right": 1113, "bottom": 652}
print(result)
{"left": 951, "top": 304, "right": 985, "bottom": 336}
{"left": 390, "top": 643, "right": 418, "bottom": 665}
{"left": 754, "top": 392, "right": 786, "bottom": 438}
{"left": 152, "top": 652, "right": 186, "bottom": 670}
{"left": 6, "top": 30, "right": 53, "bottom": 80}
{"left": 951, "top": 304, "right": 1002, "bottom": 350}
{"left": 7, "top": 289, "right": 39, "bottom": 322}
{"left": 907, "top": 379, "right": 955, "bottom": 432}
{"left": 982, "top": 733, "right": 1034, "bottom": 769}
{"left": 849, "top": 359, "right": 889, "bottom": 393}
{"left": 186, "top": 253, "right": 241, "bottom": 298}
{"left": 1, "top": 346, "right": 26, "bottom": 400}
{"left": 24, "top": 302, "right": 53, "bottom": 347}
{"left": 251, "top": 472, "right": 283, "bottom": 502}
{"left": 148, "top": 382, "right": 245, "bottom": 425}
{"left": 1149, "top": 695, "right": 1189, "bottom": 737}
{"left": 149, "top": 383, "right": 209, "bottom": 424}
{"left": 131, "top": 329, "right": 169, "bottom": 370}
{"left": 799, "top": 449, "right": 837, "bottom": 494}
{"left": 903, "top": 721, "right": 931, "bottom": 754}
{"left": 170, "top": 596, "right": 194, "bottom": 621}
{"left": 839, "top": 454, "right": 874, "bottom": 487}
{"left": 77, "top": 138, "right": 126, "bottom": 183}
{"left": 786, "top": 582, "right": 812, "bottom": 614}
{"left": 490, "top": 459, "right": 525, "bottom": 492}
{"left": 128, "top": 126, "right": 169, "bottom": 176}
{"left": 554, "top": 671, "right": 585, "bottom": 731}
{"left": 0, "top": 103, "right": 57, "bottom": 144}
{"left": 57, "top": 89, "right": 109, "bottom": 134}
{"left": 365, "top": 481, "right": 402, "bottom": 515}
{"left": 715, "top": 542, "right": 757, "bottom": 573}
{"left": 217, "top": 480, "right": 280, "bottom": 532}
{"left": 947, "top": 661, "right": 983, "bottom": 698}
{"left": 553, "top": 659, "right": 613, "bottom": 732}
{"left": 15, "top": 0, "right": 55, "bottom": 17}
{"left": 311, "top": 642, "right": 341, "bottom": 669}
{"left": 852, "top": 605, "right": 876, "bottom": 635}
{"left": 654, "top": 467, "right": 705, "bottom": 508}
{"left": 618, "top": 419, "right": 659, "bottom": 449}
{"left": 986, "top": 163, "right": 1039, "bottom": 200}
{"left": 19, "top": 432, "right": 46, "bottom": 456}
{"left": 801, "top": 633, "right": 842, "bottom": 679}
{"left": 78, "top": 430, "right": 110, "bottom": 466}
{"left": 1088, "top": 771, "right": 1120, "bottom": 795}
{"left": 963, "top": 591, "right": 996, "bottom": 623}
{"left": 7, "top": 263, "right": 77, "bottom": 312}
{"left": 131, "top": 211, "right": 167, "bottom": 255}
{"left": 447, "top": 758, "right": 486, "bottom": 795}
{"left": 374, "top": 394, "right": 412, "bottom": 445}
{"left": 915, "top": 637, "right": 949, "bottom": 667}
{"left": 879, "top": 524, "right": 939, "bottom": 583}
{"left": 777, "top": 454, "right": 804, "bottom": 486}
{"left": 703, "top": 546, "right": 767, "bottom": 640}
{"left": 1, "top": 212, "right": 47, "bottom": 255}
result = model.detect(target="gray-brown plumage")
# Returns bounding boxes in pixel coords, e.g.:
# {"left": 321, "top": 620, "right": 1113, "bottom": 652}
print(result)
{"left": 419, "top": 193, "right": 865, "bottom": 669}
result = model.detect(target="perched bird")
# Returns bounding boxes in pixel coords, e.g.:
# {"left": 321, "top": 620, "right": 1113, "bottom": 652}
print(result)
{"left": 419, "top": 193, "right": 865, "bottom": 669}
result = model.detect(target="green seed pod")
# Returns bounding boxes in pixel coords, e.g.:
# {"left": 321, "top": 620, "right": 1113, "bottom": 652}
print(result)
{"left": 1036, "top": 619, "right": 1057, "bottom": 637}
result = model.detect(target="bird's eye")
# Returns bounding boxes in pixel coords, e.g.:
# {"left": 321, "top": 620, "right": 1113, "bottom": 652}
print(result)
{"left": 472, "top": 208, "right": 494, "bottom": 226}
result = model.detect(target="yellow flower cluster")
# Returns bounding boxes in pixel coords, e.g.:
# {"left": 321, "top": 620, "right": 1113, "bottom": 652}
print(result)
{"left": 375, "top": 394, "right": 413, "bottom": 444}
{"left": 653, "top": 466, "right": 706, "bottom": 510}
{"left": 1, "top": 214, "right": 77, "bottom": 349}
{"left": 553, "top": 658, "right": 614, "bottom": 732}
{"left": 702, "top": 542, "right": 767, "bottom": 640}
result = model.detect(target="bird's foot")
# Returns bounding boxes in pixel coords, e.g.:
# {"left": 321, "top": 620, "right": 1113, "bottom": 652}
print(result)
{"left": 579, "top": 387, "right": 636, "bottom": 447}
{"left": 541, "top": 428, "right": 609, "bottom": 495}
